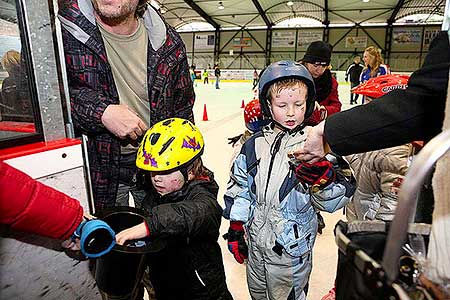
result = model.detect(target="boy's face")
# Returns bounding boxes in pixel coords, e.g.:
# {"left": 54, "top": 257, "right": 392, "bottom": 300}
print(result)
{"left": 270, "top": 85, "right": 307, "bottom": 130}
{"left": 150, "top": 169, "right": 185, "bottom": 196}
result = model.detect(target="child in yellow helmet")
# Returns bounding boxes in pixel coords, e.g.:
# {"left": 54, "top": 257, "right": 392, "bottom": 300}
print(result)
{"left": 115, "top": 118, "right": 232, "bottom": 300}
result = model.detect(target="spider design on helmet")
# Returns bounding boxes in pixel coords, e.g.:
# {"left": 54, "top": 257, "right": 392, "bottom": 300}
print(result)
{"left": 182, "top": 136, "right": 202, "bottom": 150}
{"left": 142, "top": 149, "right": 158, "bottom": 168}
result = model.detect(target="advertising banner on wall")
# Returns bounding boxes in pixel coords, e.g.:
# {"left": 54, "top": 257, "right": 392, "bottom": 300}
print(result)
{"left": 345, "top": 36, "right": 367, "bottom": 48}
{"left": 233, "top": 37, "right": 252, "bottom": 48}
{"left": 423, "top": 29, "right": 440, "bottom": 46}
{"left": 272, "top": 31, "right": 295, "bottom": 48}
{"left": 393, "top": 28, "right": 422, "bottom": 44}
{"left": 194, "top": 34, "right": 215, "bottom": 49}
{"left": 297, "top": 31, "right": 322, "bottom": 46}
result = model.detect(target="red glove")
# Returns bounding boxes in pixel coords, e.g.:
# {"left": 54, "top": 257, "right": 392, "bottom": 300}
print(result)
{"left": 306, "top": 104, "right": 327, "bottom": 126}
{"left": 293, "top": 159, "right": 335, "bottom": 190}
{"left": 223, "top": 221, "right": 248, "bottom": 264}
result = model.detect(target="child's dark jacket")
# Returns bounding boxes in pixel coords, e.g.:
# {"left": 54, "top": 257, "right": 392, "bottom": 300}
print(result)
{"left": 142, "top": 171, "right": 232, "bottom": 300}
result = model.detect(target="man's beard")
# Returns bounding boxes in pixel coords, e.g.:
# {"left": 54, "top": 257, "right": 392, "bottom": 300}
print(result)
{"left": 93, "top": 1, "right": 138, "bottom": 25}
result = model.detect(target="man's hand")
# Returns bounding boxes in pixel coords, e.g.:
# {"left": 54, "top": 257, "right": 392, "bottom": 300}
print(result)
{"left": 101, "top": 104, "right": 148, "bottom": 139}
{"left": 293, "top": 121, "right": 327, "bottom": 163}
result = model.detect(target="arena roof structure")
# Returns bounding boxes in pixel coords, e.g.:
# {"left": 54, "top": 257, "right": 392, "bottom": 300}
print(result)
{"left": 0, "top": 0, "right": 444, "bottom": 29}
{"left": 150, "top": 0, "right": 445, "bottom": 31}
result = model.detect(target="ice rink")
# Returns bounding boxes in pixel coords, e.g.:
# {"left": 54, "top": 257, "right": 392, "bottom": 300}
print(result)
{"left": 190, "top": 79, "right": 354, "bottom": 300}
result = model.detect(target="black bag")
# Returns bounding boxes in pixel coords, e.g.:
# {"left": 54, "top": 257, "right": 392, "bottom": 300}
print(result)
{"left": 334, "top": 220, "right": 431, "bottom": 300}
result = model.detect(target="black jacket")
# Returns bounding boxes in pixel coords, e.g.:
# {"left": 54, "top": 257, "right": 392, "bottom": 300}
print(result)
{"left": 345, "top": 63, "right": 363, "bottom": 83}
{"left": 143, "top": 171, "right": 232, "bottom": 300}
{"left": 325, "top": 31, "right": 449, "bottom": 155}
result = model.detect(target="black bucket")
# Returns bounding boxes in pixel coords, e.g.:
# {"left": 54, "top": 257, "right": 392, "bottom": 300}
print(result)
{"left": 94, "top": 207, "right": 165, "bottom": 299}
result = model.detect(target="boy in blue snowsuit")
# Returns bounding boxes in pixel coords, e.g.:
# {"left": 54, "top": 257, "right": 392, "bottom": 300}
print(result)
{"left": 223, "top": 61, "right": 355, "bottom": 300}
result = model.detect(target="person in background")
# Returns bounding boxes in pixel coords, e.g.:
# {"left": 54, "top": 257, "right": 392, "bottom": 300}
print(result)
{"left": 0, "top": 50, "right": 32, "bottom": 121}
{"left": 189, "top": 66, "right": 197, "bottom": 87}
{"left": 202, "top": 68, "right": 209, "bottom": 84}
{"left": 223, "top": 61, "right": 354, "bottom": 300}
{"left": 252, "top": 69, "right": 259, "bottom": 89}
{"left": 301, "top": 41, "right": 342, "bottom": 117}
{"left": 215, "top": 64, "right": 221, "bottom": 89}
{"left": 359, "top": 46, "right": 390, "bottom": 104}
{"left": 115, "top": 118, "right": 233, "bottom": 300}
{"left": 227, "top": 98, "right": 271, "bottom": 164}
{"left": 345, "top": 56, "right": 363, "bottom": 105}
{"left": 59, "top": 0, "right": 195, "bottom": 211}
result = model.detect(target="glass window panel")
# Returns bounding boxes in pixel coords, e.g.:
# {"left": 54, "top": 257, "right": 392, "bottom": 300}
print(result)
{"left": 0, "top": 0, "right": 40, "bottom": 144}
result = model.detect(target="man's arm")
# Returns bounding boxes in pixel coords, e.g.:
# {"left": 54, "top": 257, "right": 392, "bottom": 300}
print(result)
{"left": 296, "top": 31, "right": 449, "bottom": 161}
{"left": 171, "top": 56, "right": 195, "bottom": 122}
{"left": 69, "top": 87, "right": 147, "bottom": 139}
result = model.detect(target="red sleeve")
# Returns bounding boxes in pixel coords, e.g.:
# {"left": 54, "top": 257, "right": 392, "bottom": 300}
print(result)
{"left": 322, "top": 78, "right": 342, "bottom": 116}
{"left": 0, "top": 161, "right": 83, "bottom": 240}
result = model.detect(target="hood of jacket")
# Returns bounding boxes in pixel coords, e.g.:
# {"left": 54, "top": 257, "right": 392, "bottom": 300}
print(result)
{"left": 58, "top": 0, "right": 167, "bottom": 52}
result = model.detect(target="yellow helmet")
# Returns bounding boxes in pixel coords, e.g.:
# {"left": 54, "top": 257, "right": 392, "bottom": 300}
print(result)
{"left": 136, "top": 118, "right": 204, "bottom": 172}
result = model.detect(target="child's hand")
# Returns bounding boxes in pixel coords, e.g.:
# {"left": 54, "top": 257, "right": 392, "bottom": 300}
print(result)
{"left": 61, "top": 238, "right": 81, "bottom": 251}
{"left": 223, "top": 221, "right": 248, "bottom": 264}
{"left": 293, "top": 159, "right": 335, "bottom": 191}
{"left": 227, "top": 134, "right": 243, "bottom": 146}
{"left": 116, "top": 222, "right": 148, "bottom": 245}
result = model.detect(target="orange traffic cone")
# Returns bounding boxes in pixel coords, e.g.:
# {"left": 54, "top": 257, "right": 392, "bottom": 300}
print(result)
{"left": 241, "top": 99, "right": 245, "bottom": 108}
{"left": 202, "top": 104, "right": 209, "bottom": 121}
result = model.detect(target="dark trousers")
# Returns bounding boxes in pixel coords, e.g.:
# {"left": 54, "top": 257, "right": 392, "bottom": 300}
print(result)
{"left": 116, "top": 152, "right": 147, "bottom": 208}
{"left": 350, "top": 81, "right": 360, "bottom": 104}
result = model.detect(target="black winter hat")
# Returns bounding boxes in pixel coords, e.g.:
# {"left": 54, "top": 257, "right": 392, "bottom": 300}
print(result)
{"left": 302, "top": 41, "right": 332, "bottom": 66}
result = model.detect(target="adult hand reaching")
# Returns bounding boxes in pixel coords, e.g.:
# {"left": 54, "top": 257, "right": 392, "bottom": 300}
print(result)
{"left": 101, "top": 104, "right": 148, "bottom": 139}
{"left": 293, "top": 121, "right": 328, "bottom": 163}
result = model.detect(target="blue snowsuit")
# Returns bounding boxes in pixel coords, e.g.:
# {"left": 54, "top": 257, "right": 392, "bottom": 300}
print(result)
{"left": 224, "top": 126, "right": 355, "bottom": 300}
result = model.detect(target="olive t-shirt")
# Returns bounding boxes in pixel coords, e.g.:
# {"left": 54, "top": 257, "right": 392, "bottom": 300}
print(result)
{"left": 98, "top": 19, "right": 149, "bottom": 153}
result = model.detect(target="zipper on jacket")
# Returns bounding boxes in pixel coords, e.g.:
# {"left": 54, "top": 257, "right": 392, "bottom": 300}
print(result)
{"left": 195, "top": 270, "right": 206, "bottom": 287}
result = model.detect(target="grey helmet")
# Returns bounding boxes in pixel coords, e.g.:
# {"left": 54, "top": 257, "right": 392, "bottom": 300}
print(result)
{"left": 258, "top": 60, "right": 316, "bottom": 126}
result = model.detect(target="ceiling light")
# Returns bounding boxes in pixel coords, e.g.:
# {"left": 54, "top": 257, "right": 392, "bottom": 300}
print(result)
{"left": 218, "top": 2, "right": 224, "bottom": 9}
{"left": 362, "top": 0, "right": 370, "bottom": 2}
{"left": 287, "top": 1, "right": 294, "bottom": 6}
